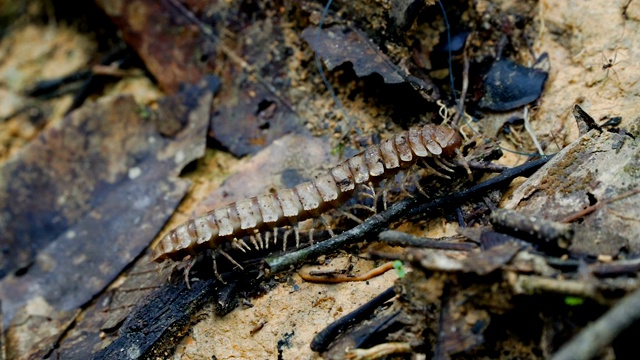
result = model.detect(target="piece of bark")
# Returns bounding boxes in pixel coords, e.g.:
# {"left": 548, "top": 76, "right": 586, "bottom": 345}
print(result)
{"left": 502, "top": 128, "right": 640, "bottom": 252}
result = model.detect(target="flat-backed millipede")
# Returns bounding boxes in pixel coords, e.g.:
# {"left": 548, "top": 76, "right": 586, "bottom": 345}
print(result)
{"left": 152, "top": 124, "right": 463, "bottom": 265}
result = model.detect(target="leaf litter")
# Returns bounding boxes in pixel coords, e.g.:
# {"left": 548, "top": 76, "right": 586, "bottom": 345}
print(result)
{"left": 1, "top": 0, "right": 640, "bottom": 359}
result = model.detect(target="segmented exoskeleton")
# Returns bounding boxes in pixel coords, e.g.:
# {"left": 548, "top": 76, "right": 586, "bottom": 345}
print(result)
{"left": 152, "top": 124, "right": 463, "bottom": 264}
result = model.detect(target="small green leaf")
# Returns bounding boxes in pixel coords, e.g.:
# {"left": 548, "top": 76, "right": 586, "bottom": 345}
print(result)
{"left": 331, "top": 141, "right": 345, "bottom": 157}
{"left": 565, "top": 296, "right": 584, "bottom": 306}
{"left": 138, "top": 106, "right": 151, "bottom": 119}
{"left": 393, "top": 260, "right": 406, "bottom": 278}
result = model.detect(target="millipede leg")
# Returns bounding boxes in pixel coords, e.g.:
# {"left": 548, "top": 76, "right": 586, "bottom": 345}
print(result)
{"left": 421, "top": 159, "right": 450, "bottom": 179}
{"left": 354, "top": 183, "right": 378, "bottom": 214}
{"left": 255, "top": 232, "right": 264, "bottom": 250}
{"left": 295, "top": 226, "right": 300, "bottom": 248}
{"left": 212, "top": 254, "right": 227, "bottom": 284}
{"left": 397, "top": 173, "right": 414, "bottom": 199}
{"left": 231, "top": 237, "right": 251, "bottom": 252}
{"left": 283, "top": 229, "right": 292, "bottom": 251}
{"left": 183, "top": 257, "right": 197, "bottom": 289}
{"left": 360, "top": 182, "right": 376, "bottom": 201}
{"left": 339, "top": 209, "right": 364, "bottom": 224}
{"left": 309, "top": 227, "right": 315, "bottom": 245}
{"left": 156, "top": 258, "right": 169, "bottom": 278}
{"left": 264, "top": 231, "right": 271, "bottom": 249}
{"left": 271, "top": 228, "right": 278, "bottom": 249}
{"left": 456, "top": 149, "right": 473, "bottom": 181}
{"left": 249, "top": 235, "right": 260, "bottom": 250}
{"left": 369, "top": 181, "right": 379, "bottom": 208}
{"left": 219, "top": 249, "right": 244, "bottom": 270}
{"left": 412, "top": 175, "right": 429, "bottom": 198}
{"left": 320, "top": 214, "right": 335, "bottom": 237}
{"left": 348, "top": 204, "right": 377, "bottom": 213}
{"left": 240, "top": 238, "right": 252, "bottom": 251}
{"left": 382, "top": 188, "right": 388, "bottom": 211}
{"left": 434, "top": 157, "right": 455, "bottom": 173}
{"left": 438, "top": 157, "right": 457, "bottom": 170}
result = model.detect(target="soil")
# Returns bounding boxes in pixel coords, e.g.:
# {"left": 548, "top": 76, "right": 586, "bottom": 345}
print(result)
{"left": 0, "top": 0, "right": 639, "bottom": 359}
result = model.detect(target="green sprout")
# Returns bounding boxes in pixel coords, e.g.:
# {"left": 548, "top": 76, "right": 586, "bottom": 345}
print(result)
{"left": 564, "top": 296, "right": 584, "bottom": 306}
{"left": 393, "top": 260, "right": 406, "bottom": 278}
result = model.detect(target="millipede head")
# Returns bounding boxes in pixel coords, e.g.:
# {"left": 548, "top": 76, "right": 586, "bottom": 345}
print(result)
{"left": 432, "top": 126, "right": 463, "bottom": 157}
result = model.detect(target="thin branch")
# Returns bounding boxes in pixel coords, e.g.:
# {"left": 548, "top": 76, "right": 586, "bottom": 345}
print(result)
{"left": 310, "top": 286, "right": 397, "bottom": 352}
{"left": 264, "top": 156, "right": 552, "bottom": 273}
{"left": 552, "top": 286, "right": 640, "bottom": 360}
{"left": 378, "top": 230, "right": 476, "bottom": 251}
{"left": 298, "top": 262, "right": 395, "bottom": 283}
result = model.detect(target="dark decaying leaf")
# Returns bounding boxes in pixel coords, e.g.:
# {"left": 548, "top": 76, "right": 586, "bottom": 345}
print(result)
{"left": 478, "top": 59, "right": 548, "bottom": 111}
{"left": 302, "top": 25, "right": 405, "bottom": 83}
{"left": 388, "top": 0, "right": 433, "bottom": 32}
{"left": 210, "top": 61, "right": 304, "bottom": 157}
{"left": 461, "top": 242, "right": 523, "bottom": 275}
{"left": 0, "top": 77, "right": 217, "bottom": 335}
{"left": 408, "top": 242, "right": 522, "bottom": 276}
{"left": 93, "top": 0, "right": 217, "bottom": 93}
{"left": 208, "top": 14, "right": 306, "bottom": 156}
{"left": 572, "top": 104, "right": 602, "bottom": 136}
{"left": 302, "top": 24, "right": 438, "bottom": 101}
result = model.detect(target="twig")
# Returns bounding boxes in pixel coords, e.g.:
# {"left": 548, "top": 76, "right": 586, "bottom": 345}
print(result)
{"left": 590, "top": 257, "right": 640, "bottom": 277}
{"left": 551, "top": 286, "right": 640, "bottom": 360}
{"left": 490, "top": 208, "right": 573, "bottom": 249}
{"left": 346, "top": 342, "right": 412, "bottom": 360}
{"left": 378, "top": 230, "right": 477, "bottom": 251}
{"left": 512, "top": 275, "right": 609, "bottom": 305}
{"left": 310, "top": 286, "right": 396, "bottom": 352}
{"left": 264, "top": 156, "right": 552, "bottom": 274}
{"left": 559, "top": 187, "right": 640, "bottom": 223}
{"left": 466, "top": 160, "right": 509, "bottom": 173}
{"left": 298, "top": 262, "right": 395, "bottom": 283}
{"left": 523, "top": 106, "right": 545, "bottom": 155}
{"left": 407, "top": 156, "right": 553, "bottom": 219}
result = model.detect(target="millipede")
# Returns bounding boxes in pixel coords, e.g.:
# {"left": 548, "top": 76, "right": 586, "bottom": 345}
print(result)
{"left": 152, "top": 124, "right": 464, "bottom": 271}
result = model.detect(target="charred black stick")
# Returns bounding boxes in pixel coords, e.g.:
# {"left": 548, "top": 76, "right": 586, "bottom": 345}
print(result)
{"left": 378, "top": 230, "right": 477, "bottom": 251}
{"left": 310, "top": 286, "right": 396, "bottom": 352}
{"left": 265, "top": 156, "right": 552, "bottom": 273}
{"left": 407, "top": 156, "right": 553, "bottom": 219}
{"left": 490, "top": 208, "right": 574, "bottom": 249}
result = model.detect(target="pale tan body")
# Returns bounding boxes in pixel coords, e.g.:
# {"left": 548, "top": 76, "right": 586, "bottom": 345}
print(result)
{"left": 152, "top": 124, "right": 462, "bottom": 262}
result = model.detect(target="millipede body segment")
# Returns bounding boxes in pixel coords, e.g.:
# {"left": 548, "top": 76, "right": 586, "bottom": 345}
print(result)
{"left": 152, "top": 125, "right": 462, "bottom": 263}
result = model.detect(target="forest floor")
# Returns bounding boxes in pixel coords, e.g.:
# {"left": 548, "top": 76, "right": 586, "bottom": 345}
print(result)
{"left": 0, "top": 0, "right": 639, "bottom": 359}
